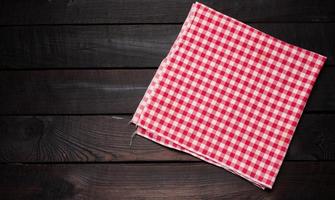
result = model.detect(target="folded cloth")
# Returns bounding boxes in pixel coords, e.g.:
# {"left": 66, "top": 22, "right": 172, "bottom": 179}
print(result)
{"left": 131, "top": 2, "right": 327, "bottom": 189}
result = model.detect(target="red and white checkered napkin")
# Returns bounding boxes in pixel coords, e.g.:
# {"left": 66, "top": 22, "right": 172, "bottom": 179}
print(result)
{"left": 131, "top": 2, "right": 326, "bottom": 189}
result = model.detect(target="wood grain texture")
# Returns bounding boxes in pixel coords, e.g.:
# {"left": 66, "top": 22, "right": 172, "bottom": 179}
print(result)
{"left": 0, "top": 0, "right": 333, "bottom": 199}
{"left": 0, "top": 70, "right": 153, "bottom": 114}
{"left": 0, "top": 162, "right": 334, "bottom": 200}
{"left": 0, "top": 68, "right": 334, "bottom": 115}
{"left": 0, "top": 23, "right": 333, "bottom": 69}
{"left": 0, "top": 114, "right": 334, "bottom": 162}
{"left": 0, "top": 0, "right": 334, "bottom": 25}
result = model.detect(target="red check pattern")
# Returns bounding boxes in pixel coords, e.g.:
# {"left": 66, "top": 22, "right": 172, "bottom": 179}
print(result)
{"left": 131, "top": 2, "right": 326, "bottom": 189}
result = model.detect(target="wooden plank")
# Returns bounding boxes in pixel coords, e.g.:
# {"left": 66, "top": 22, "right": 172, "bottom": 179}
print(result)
{"left": 0, "top": 114, "right": 334, "bottom": 162}
{"left": 0, "top": 23, "right": 333, "bottom": 69}
{"left": 0, "top": 162, "right": 334, "bottom": 199}
{"left": 0, "top": 69, "right": 152, "bottom": 114}
{"left": 0, "top": 0, "right": 334, "bottom": 25}
{"left": 0, "top": 68, "right": 334, "bottom": 115}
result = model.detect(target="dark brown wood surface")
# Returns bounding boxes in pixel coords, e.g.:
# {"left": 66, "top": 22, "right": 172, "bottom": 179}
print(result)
{"left": 0, "top": 114, "right": 334, "bottom": 162}
{"left": 0, "top": 162, "right": 334, "bottom": 200}
{"left": 0, "top": 23, "right": 334, "bottom": 69}
{"left": 0, "top": 0, "right": 334, "bottom": 24}
{"left": 0, "top": 68, "right": 334, "bottom": 114}
{"left": 0, "top": 0, "right": 334, "bottom": 199}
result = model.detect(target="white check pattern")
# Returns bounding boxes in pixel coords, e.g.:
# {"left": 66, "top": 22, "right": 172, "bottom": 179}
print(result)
{"left": 131, "top": 2, "right": 326, "bottom": 189}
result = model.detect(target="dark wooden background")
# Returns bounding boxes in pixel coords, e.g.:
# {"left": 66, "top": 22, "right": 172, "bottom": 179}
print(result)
{"left": 0, "top": 0, "right": 334, "bottom": 199}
